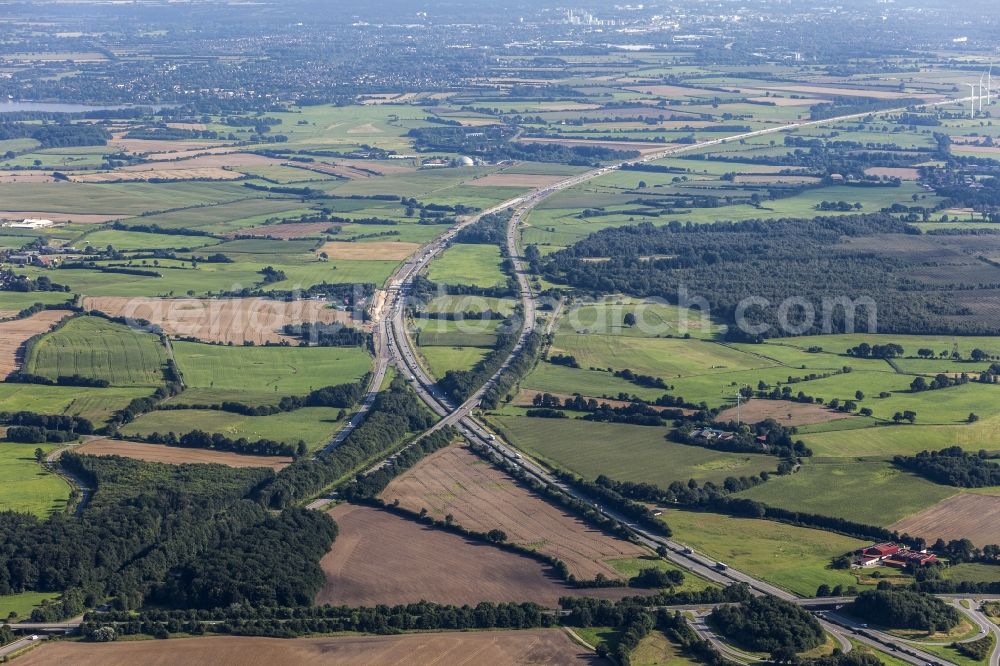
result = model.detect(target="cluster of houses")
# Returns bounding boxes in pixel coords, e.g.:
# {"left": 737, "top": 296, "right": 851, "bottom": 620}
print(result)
{"left": 855, "top": 543, "right": 939, "bottom": 569}
{"left": 691, "top": 427, "right": 736, "bottom": 442}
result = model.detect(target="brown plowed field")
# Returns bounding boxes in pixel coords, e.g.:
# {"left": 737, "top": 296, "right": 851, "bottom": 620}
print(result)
{"left": 17, "top": 630, "right": 602, "bottom": 666}
{"left": 715, "top": 400, "right": 855, "bottom": 427}
{"left": 77, "top": 438, "right": 291, "bottom": 470}
{"left": 316, "top": 503, "right": 638, "bottom": 607}
{"left": 81, "top": 296, "right": 354, "bottom": 345}
{"left": 0, "top": 309, "right": 72, "bottom": 376}
{"left": 316, "top": 240, "right": 419, "bottom": 261}
{"left": 890, "top": 493, "right": 1000, "bottom": 547}
{"left": 381, "top": 445, "right": 645, "bottom": 580}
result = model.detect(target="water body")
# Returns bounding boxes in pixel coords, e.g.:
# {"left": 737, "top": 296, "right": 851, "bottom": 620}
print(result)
{"left": 0, "top": 101, "right": 145, "bottom": 114}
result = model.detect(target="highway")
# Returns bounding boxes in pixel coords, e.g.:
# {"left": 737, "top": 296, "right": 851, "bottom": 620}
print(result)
{"left": 9, "top": 94, "right": 996, "bottom": 660}
{"left": 342, "top": 91, "right": 995, "bottom": 664}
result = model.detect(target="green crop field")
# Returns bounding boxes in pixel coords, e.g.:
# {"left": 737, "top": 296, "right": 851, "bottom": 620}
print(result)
{"left": 0, "top": 290, "right": 73, "bottom": 312}
{"left": 493, "top": 415, "right": 775, "bottom": 486}
{"left": 551, "top": 333, "right": 772, "bottom": 378}
{"left": 0, "top": 384, "right": 152, "bottom": 424}
{"left": 120, "top": 405, "right": 346, "bottom": 451}
{"left": 801, "top": 416, "right": 1000, "bottom": 457}
{"left": 426, "top": 243, "right": 507, "bottom": 288}
{"left": 79, "top": 229, "right": 220, "bottom": 251}
{"left": 421, "top": 345, "right": 489, "bottom": 378}
{"left": 172, "top": 342, "right": 371, "bottom": 403}
{"left": 26, "top": 315, "right": 168, "bottom": 387}
{"left": 0, "top": 443, "right": 70, "bottom": 517}
{"left": 736, "top": 458, "right": 956, "bottom": 525}
{"left": 660, "top": 509, "right": 870, "bottom": 597}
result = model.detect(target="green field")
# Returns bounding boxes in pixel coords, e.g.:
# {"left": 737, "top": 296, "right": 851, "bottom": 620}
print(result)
{"left": 172, "top": 342, "right": 371, "bottom": 403}
{"left": 0, "top": 443, "right": 70, "bottom": 517}
{"left": 606, "top": 555, "right": 717, "bottom": 594}
{"left": 0, "top": 383, "right": 150, "bottom": 424}
{"left": 801, "top": 416, "right": 1000, "bottom": 457}
{"left": 493, "top": 415, "right": 775, "bottom": 486}
{"left": 942, "top": 563, "right": 1000, "bottom": 584}
{"left": 26, "top": 315, "right": 168, "bottom": 387}
{"left": 421, "top": 345, "right": 489, "bottom": 379}
{"left": 660, "top": 509, "right": 870, "bottom": 597}
{"left": 427, "top": 243, "right": 507, "bottom": 288}
{"left": 120, "top": 406, "right": 345, "bottom": 451}
{"left": 736, "top": 458, "right": 956, "bottom": 526}
{"left": 0, "top": 291, "right": 73, "bottom": 312}
{"left": 0, "top": 591, "right": 61, "bottom": 621}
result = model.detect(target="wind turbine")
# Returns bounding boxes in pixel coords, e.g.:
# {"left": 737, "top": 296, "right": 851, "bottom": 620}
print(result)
{"left": 980, "top": 71, "right": 987, "bottom": 114}
{"left": 967, "top": 83, "right": 978, "bottom": 118}
{"left": 989, "top": 64, "right": 994, "bottom": 106}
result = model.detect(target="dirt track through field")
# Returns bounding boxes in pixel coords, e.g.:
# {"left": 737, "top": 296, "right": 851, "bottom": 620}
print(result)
{"left": 82, "top": 296, "right": 355, "bottom": 345}
{"left": 890, "top": 493, "right": 1000, "bottom": 547}
{"left": 381, "top": 445, "right": 645, "bottom": 580}
{"left": 0, "top": 309, "right": 72, "bottom": 376}
{"left": 77, "top": 438, "right": 292, "bottom": 470}
{"left": 316, "top": 503, "right": 638, "bottom": 607}
{"left": 16, "top": 630, "right": 602, "bottom": 665}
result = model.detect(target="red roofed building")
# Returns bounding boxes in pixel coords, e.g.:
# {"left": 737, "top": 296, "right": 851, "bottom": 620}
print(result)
{"left": 862, "top": 543, "right": 900, "bottom": 558}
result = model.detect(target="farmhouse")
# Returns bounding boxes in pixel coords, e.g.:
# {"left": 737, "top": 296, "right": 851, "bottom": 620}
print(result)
{"left": 692, "top": 427, "right": 735, "bottom": 441}
{"left": 854, "top": 543, "right": 938, "bottom": 568}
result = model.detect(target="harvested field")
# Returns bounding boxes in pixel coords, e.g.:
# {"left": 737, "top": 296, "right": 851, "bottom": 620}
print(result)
{"left": 0, "top": 211, "right": 121, "bottom": 224}
{"left": 316, "top": 240, "right": 420, "bottom": 261}
{"left": 0, "top": 309, "right": 72, "bottom": 376}
{"left": 517, "top": 137, "right": 674, "bottom": 155}
{"left": 317, "top": 503, "right": 637, "bottom": 607}
{"left": 76, "top": 438, "right": 291, "bottom": 470}
{"left": 16, "top": 631, "right": 602, "bottom": 666}
{"left": 228, "top": 222, "right": 335, "bottom": 239}
{"left": 0, "top": 172, "right": 57, "bottom": 183}
{"left": 381, "top": 445, "right": 645, "bottom": 579}
{"left": 864, "top": 167, "right": 920, "bottom": 180}
{"left": 124, "top": 153, "right": 280, "bottom": 171}
{"left": 471, "top": 173, "right": 568, "bottom": 188}
{"left": 81, "top": 296, "right": 355, "bottom": 345}
{"left": 69, "top": 167, "right": 242, "bottom": 183}
{"left": 715, "top": 400, "right": 856, "bottom": 427}
{"left": 890, "top": 493, "right": 1000, "bottom": 547}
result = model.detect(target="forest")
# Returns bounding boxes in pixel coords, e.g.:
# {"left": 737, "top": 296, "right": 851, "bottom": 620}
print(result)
{"left": 849, "top": 590, "right": 961, "bottom": 631}
{"left": 893, "top": 446, "right": 1000, "bottom": 487}
{"left": 541, "top": 215, "right": 995, "bottom": 337}
{"left": 709, "top": 595, "right": 825, "bottom": 655}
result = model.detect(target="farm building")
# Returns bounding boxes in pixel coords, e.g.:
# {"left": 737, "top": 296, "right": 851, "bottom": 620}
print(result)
{"left": 854, "top": 543, "right": 937, "bottom": 568}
